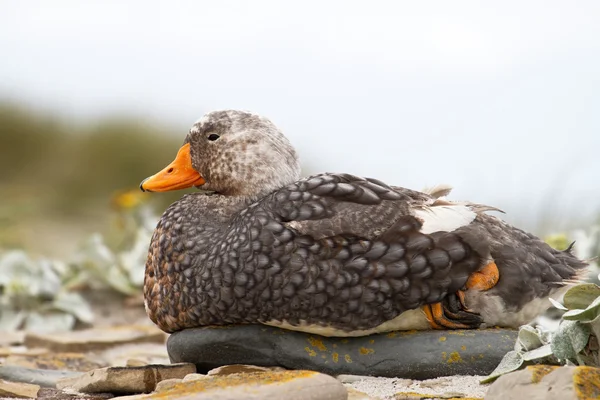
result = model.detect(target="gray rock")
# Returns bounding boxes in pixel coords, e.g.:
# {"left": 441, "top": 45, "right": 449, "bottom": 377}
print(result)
{"left": 56, "top": 363, "right": 196, "bottom": 394}
{"left": 0, "top": 365, "right": 83, "bottom": 388}
{"left": 167, "top": 325, "right": 517, "bottom": 379}
{"left": 0, "top": 378, "right": 40, "bottom": 398}
{"left": 485, "top": 365, "right": 600, "bottom": 400}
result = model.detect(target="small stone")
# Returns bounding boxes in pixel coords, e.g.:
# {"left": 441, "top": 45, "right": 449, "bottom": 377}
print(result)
{"left": 0, "top": 365, "right": 83, "bottom": 388}
{"left": 182, "top": 373, "right": 211, "bottom": 382}
{"left": 56, "top": 363, "right": 196, "bottom": 394}
{"left": 126, "top": 359, "right": 149, "bottom": 367}
{"left": 0, "top": 379, "right": 40, "bottom": 398}
{"left": 154, "top": 378, "right": 182, "bottom": 392}
{"left": 168, "top": 325, "right": 517, "bottom": 379}
{"left": 207, "top": 364, "right": 286, "bottom": 376}
{"left": 25, "top": 325, "right": 166, "bottom": 353}
{"left": 485, "top": 365, "right": 600, "bottom": 400}
{"left": 131, "top": 370, "right": 347, "bottom": 400}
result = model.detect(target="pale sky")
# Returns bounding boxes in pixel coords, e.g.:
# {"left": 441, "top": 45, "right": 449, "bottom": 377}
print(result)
{"left": 1, "top": 1, "right": 599, "bottom": 231}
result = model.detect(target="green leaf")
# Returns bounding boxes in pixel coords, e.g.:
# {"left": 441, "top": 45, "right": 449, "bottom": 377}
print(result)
{"left": 522, "top": 344, "right": 554, "bottom": 361}
{"left": 518, "top": 325, "right": 544, "bottom": 351}
{"left": 0, "top": 309, "right": 25, "bottom": 330}
{"left": 563, "top": 296, "right": 600, "bottom": 322}
{"left": 549, "top": 297, "right": 568, "bottom": 311}
{"left": 51, "top": 292, "right": 94, "bottom": 324}
{"left": 551, "top": 320, "right": 591, "bottom": 361}
{"left": 24, "top": 312, "right": 76, "bottom": 333}
{"left": 564, "top": 283, "right": 600, "bottom": 310}
{"left": 481, "top": 350, "right": 524, "bottom": 384}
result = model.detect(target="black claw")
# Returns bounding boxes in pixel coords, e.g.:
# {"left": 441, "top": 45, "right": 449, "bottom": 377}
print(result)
{"left": 439, "top": 293, "right": 483, "bottom": 328}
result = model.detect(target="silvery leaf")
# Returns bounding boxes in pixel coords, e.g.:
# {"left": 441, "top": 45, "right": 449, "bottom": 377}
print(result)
{"left": 481, "top": 350, "right": 523, "bottom": 383}
{"left": 0, "top": 309, "right": 25, "bottom": 331}
{"left": 551, "top": 320, "right": 591, "bottom": 361}
{"left": 24, "top": 312, "right": 76, "bottom": 333}
{"left": 522, "top": 344, "right": 554, "bottom": 361}
{"left": 52, "top": 292, "right": 94, "bottom": 324}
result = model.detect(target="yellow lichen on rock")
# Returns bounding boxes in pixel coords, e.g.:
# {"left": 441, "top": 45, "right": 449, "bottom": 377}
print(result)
{"left": 307, "top": 337, "right": 327, "bottom": 352}
{"left": 304, "top": 347, "right": 316, "bottom": 357}
{"left": 573, "top": 366, "right": 600, "bottom": 399}
{"left": 526, "top": 365, "right": 560, "bottom": 384}
{"left": 146, "top": 370, "right": 319, "bottom": 398}
{"left": 446, "top": 352, "right": 463, "bottom": 364}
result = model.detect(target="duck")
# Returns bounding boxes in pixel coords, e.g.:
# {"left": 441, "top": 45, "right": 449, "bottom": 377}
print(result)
{"left": 140, "top": 110, "right": 587, "bottom": 336}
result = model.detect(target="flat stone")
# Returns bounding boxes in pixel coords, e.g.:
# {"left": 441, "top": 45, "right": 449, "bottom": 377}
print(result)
{"left": 56, "top": 363, "right": 196, "bottom": 394}
{"left": 0, "top": 378, "right": 40, "bottom": 398}
{"left": 37, "top": 388, "right": 114, "bottom": 400}
{"left": 485, "top": 365, "right": 600, "bottom": 400}
{"left": 167, "top": 325, "right": 517, "bottom": 379}
{"left": 147, "top": 370, "right": 347, "bottom": 399}
{"left": 25, "top": 325, "right": 166, "bottom": 353}
{"left": 0, "top": 365, "right": 83, "bottom": 388}
{"left": 208, "top": 364, "right": 286, "bottom": 376}
{"left": 4, "top": 352, "right": 107, "bottom": 372}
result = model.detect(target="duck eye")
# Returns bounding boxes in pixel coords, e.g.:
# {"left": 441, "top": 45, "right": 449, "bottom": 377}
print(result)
{"left": 207, "top": 134, "right": 220, "bottom": 141}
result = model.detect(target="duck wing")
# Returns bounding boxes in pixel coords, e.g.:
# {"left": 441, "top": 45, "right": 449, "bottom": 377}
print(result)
{"left": 248, "top": 174, "right": 487, "bottom": 326}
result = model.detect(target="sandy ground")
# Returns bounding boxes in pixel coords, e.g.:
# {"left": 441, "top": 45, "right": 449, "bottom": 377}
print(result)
{"left": 344, "top": 374, "right": 488, "bottom": 399}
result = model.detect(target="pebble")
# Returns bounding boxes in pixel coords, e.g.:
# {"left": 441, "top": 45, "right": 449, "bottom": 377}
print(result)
{"left": 25, "top": 325, "right": 166, "bottom": 352}
{"left": 182, "top": 373, "right": 210, "bottom": 382}
{"left": 56, "top": 363, "right": 196, "bottom": 394}
{"left": 485, "top": 365, "right": 600, "bottom": 400}
{"left": 167, "top": 325, "right": 517, "bottom": 379}
{"left": 0, "top": 378, "right": 40, "bottom": 399}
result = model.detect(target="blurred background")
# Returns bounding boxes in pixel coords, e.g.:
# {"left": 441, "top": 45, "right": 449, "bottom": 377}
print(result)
{"left": 2, "top": 0, "right": 600, "bottom": 253}
{"left": 0, "top": 1, "right": 599, "bottom": 331}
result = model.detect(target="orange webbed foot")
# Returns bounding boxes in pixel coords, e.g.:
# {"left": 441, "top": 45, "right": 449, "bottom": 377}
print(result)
{"left": 423, "top": 294, "right": 482, "bottom": 330}
{"left": 466, "top": 261, "right": 499, "bottom": 291}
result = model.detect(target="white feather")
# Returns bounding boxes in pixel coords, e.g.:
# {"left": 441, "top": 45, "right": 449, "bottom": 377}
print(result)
{"left": 413, "top": 205, "right": 477, "bottom": 234}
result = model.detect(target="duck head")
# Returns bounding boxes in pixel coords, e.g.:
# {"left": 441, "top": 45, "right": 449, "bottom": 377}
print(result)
{"left": 140, "top": 110, "right": 301, "bottom": 199}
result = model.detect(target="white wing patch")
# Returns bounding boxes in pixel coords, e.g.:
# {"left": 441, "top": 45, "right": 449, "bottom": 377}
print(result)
{"left": 413, "top": 205, "right": 477, "bottom": 234}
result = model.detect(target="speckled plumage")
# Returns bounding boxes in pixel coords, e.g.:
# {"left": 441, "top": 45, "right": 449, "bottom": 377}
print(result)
{"left": 143, "top": 110, "right": 587, "bottom": 334}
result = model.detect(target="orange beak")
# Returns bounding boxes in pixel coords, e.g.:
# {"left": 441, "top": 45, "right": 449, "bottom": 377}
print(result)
{"left": 140, "top": 143, "right": 206, "bottom": 192}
